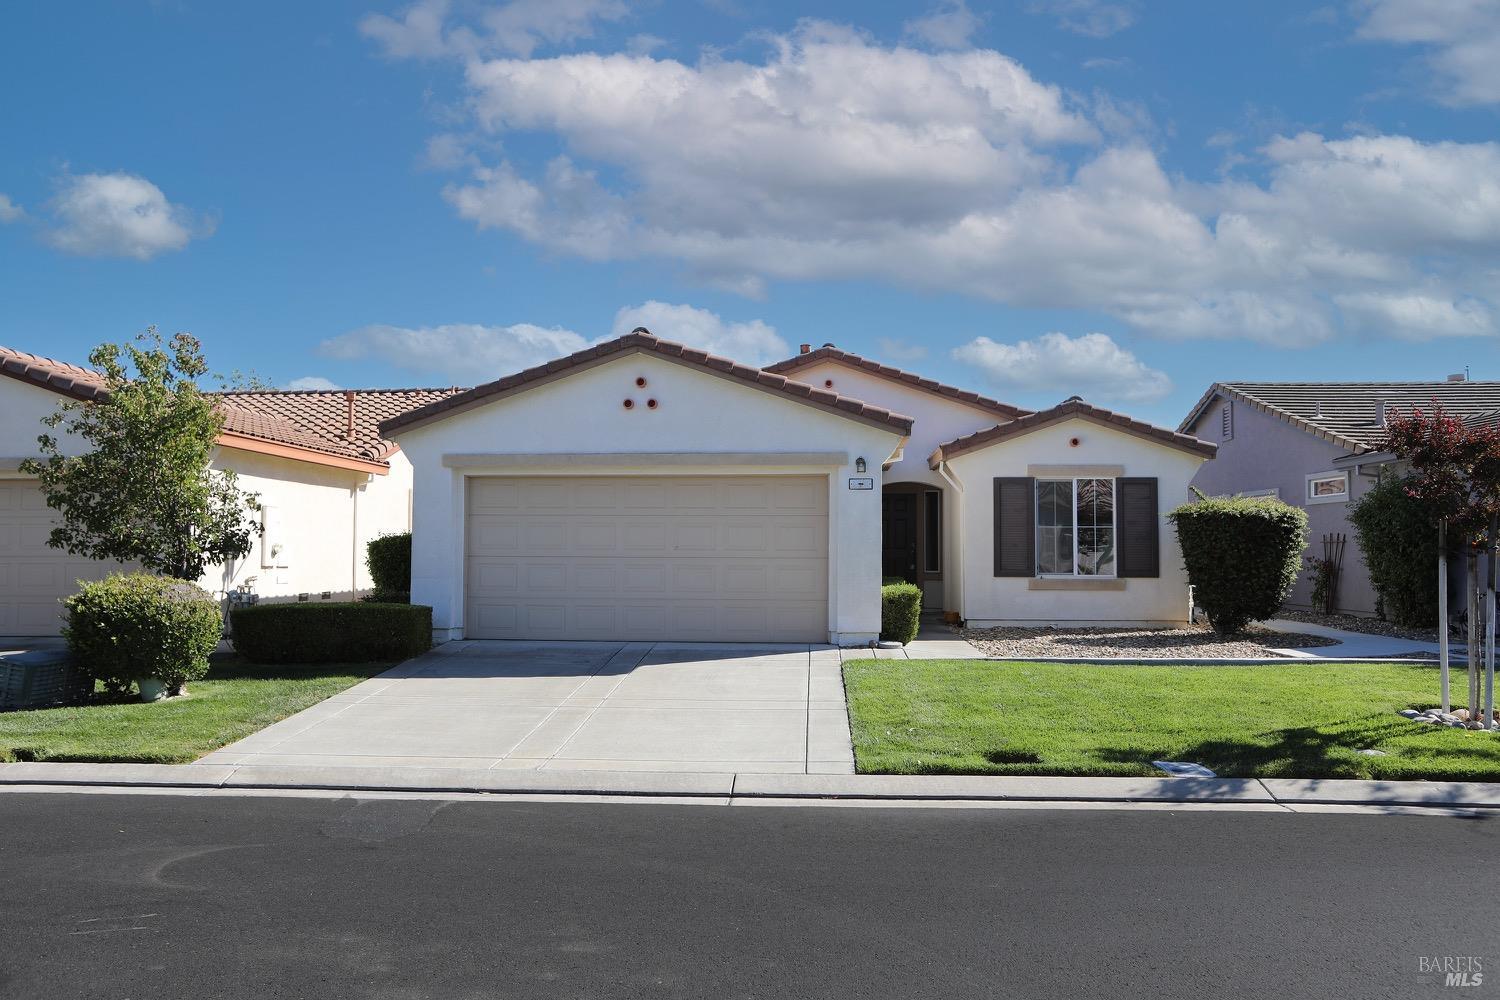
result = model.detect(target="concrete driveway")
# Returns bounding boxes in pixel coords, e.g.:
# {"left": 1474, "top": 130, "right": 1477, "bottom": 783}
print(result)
{"left": 199, "top": 641, "right": 854, "bottom": 774}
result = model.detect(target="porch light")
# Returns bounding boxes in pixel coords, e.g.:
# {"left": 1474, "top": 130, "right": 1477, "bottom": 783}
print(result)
{"left": 855, "top": 457, "right": 866, "bottom": 473}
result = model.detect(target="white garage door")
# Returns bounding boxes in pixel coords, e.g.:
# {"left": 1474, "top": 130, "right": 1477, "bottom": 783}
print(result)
{"left": 465, "top": 476, "right": 829, "bottom": 642}
{"left": 0, "top": 480, "right": 116, "bottom": 635}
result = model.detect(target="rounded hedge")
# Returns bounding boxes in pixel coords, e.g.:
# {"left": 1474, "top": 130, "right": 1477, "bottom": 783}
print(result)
{"left": 63, "top": 573, "right": 222, "bottom": 696}
{"left": 1168, "top": 494, "right": 1308, "bottom": 634}
{"left": 365, "top": 532, "right": 411, "bottom": 601}
{"left": 880, "top": 581, "right": 923, "bottom": 645}
{"left": 1348, "top": 473, "right": 1440, "bottom": 628}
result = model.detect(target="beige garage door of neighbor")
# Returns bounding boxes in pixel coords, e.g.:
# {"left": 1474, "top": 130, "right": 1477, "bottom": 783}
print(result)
{"left": 465, "top": 475, "right": 829, "bottom": 642}
{"left": 0, "top": 480, "right": 116, "bottom": 635}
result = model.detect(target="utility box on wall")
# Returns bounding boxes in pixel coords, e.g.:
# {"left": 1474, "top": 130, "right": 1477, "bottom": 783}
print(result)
{"left": 261, "top": 504, "right": 290, "bottom": 578}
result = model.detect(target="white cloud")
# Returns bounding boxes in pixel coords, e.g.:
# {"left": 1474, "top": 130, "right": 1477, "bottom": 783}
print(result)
{"left": 319, "top": 322, "right": 590, "bottom": 382}
{"left": 1356, "top": 0, "right": 1500, "bottom": 106}
{"left": 43, "top": 172, "right": 206, "bottom": 260}
{"left": 361, "top": 0, "right": 628, "bottom": 60}
{"left": 876, "top": 337, "right": 929, "bottom": 363}
{"left": 287, "top": 376, "right": 341, "bottom": 391}
{"left": 902, "top": 1, "right": 982, "bottom": 50}
{"left": 316, "top": 302, "right": 783, "bottom": 381}
{"left": 360, "top": 0, "right": 453, "bottom": 58}
{"left": 610, "top": 301, "right": 787, "bottom": 365}
{"left": 952, "top": 332, "right": 1171, "bottom": 403}
{"left": 0, "top": 194, "right": 23, "bottom": 223}
{"left": 1027, "top": 0, "right": 1138, "bottom": 38}
{"left": 394, "top": 22, "right": 1500, "bottom": 344}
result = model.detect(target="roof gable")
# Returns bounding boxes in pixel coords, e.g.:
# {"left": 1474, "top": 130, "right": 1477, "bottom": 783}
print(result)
{"left": 380, "top": 330, "right": 915, "bottom": 437}
{"left": 930, "top": 397, "right": 1217, "bottom": 467}
{"left": 764, "top": 345, "right": 1029, "bottom": 421}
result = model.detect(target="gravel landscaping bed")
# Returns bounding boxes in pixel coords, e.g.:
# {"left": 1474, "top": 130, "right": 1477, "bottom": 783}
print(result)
{"left": 1274, "top": 609, "right": 1440, "bottom": 643}
{"left": 958, "top": 623, "right": 1341, "bottom": 659}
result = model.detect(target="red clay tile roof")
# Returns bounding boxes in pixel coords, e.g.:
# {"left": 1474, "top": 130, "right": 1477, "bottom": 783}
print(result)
{"left": 0, "top": 346, "right": 110, "bottom": 402}
{"left": 764, "top": 345, "right": 1030, "bottom": 420}
{"left": 929, "top": 397, "right": 1217, "bottom": 468}
{"left": 1, "top": 344, "right": 461, "bottom": 468}
{"left": 217, "top": 388, "right": 464, "bottom": 462}
{"left": 380, "top": 329, "right": 917, "bottom": 437}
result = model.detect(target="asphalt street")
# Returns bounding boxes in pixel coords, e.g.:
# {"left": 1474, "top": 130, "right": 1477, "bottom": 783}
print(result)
{"left": 1, "top": 792, "right": 1495, "bottom": 999}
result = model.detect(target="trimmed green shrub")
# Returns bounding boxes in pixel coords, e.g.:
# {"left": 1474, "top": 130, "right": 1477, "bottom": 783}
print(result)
{"left": 1348, "top": 474, "right": 1440, "bottom": 628}
{"left": 1168, "top": 493, "right": 1308, "bottom": 634}
{"left": 359, "top": 588, "right": 411, "bottom": 604}
{"left": 63, "top": 573, "right": 222, "bottom": 696}
{"left": 230, "top": 602, "right": 431, "bottom": 663}
{"left": 365, "top": 533, "right": 411, "bottom": 601}
{"left": 880, "top": 581, "right": 923, "bottom": 645}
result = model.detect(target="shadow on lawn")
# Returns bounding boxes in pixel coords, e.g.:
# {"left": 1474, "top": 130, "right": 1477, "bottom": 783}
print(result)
{"left": 1092, "top": 714, "right": 1484, "bottom": 779}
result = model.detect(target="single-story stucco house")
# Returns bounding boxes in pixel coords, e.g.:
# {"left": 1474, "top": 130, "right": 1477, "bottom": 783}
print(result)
{"left": 1179, "top": 378, "right": 1500, "bottom": 617}
{"left": 3, "top": 331, "right": 1216, "bottom": 644}
{"left": 380, "top": 331, "right": 1216, "bottom": 645}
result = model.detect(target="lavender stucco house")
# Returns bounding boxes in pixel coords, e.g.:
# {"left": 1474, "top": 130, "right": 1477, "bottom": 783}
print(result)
{"left": 1178, "top": 378, "right": 1500, "bottom": 617}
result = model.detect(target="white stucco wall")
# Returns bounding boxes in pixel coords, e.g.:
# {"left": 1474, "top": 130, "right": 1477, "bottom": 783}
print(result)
{"left": 942, "top": 416, "right": 1207, "bottom": 626}
{"left": 390, "top": 351, "right": 904, "bottom": 645}
{"left": 1, "top": 376, "right": 414, "bottom": 613}
{"left": 786, "top": 359, "right": 1009, "bottom": 612}
{"left": 209, "top": 448, "right": 413, "bottom": 602}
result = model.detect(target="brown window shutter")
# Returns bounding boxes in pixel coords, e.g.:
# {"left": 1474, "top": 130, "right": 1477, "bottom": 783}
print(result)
{"left": 993, "top": 477, "right": 1035, "bottom": 577}
{"left": 1117, "top": 477, "right": 1159, "bottom": 578}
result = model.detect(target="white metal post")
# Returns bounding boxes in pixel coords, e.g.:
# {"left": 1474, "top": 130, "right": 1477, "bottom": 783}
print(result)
{"left": 1487, "top": 521, "right": 1497, "bottom": 731}
{"left": 1439, "top": 520, "right": 1450, "bottom": 714}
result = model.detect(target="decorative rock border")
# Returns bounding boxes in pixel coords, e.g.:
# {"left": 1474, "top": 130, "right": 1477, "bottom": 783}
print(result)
{"left": 1400, "top": 708, "right": 1500, "bottom": 730}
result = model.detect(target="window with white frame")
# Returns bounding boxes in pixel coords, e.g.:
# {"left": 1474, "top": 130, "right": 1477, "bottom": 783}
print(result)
{"left": 1036, "top": 478, "right": 1116, "bottom": 576}
{"left": 1306, "top": 471, "right": 1349, "bottom": 504}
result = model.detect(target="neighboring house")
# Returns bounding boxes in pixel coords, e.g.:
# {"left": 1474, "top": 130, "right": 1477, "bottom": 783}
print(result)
{"left": 1179, "top": 379, "right": 1500, "bottom": 617}
{"left": 382, "top": 331, "right": 1216, "bottom": 644}
{"left": 0, "top": 345, "right": 453, "bottom": 635}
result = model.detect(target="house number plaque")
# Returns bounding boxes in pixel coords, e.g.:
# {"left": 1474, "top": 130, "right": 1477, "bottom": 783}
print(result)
{"left": 847, "top": 477, "right": 874, "bottom": 490}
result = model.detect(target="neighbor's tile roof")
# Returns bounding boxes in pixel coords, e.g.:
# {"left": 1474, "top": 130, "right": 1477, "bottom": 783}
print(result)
{"left": 1, "top": 344, "right": 462, "bottom": 467}
{"left": 930, "top": 397, "right": 1217, "bottom": 467}
{"left": 217, "top": 388, "right": 465, "bottom": 462}
{"left": 0, "top": 346, "right": 110, "bottom": 401}
{"left": 1178, "top": 381, "right": 1500, "bottom": 453}
{"left": 764, "top": 345, "right": 1031, "bottom": 420}
{"left": 381, "top": 328, "right": 917, "bottom": 436}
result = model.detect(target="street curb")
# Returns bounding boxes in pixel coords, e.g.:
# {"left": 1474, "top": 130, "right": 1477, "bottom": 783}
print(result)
{"left": 2, "top": 762, "right": 1498, "bottom": 810}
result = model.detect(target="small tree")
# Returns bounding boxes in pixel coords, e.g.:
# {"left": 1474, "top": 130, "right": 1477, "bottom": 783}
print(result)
{"left": 1381, "top": 404, "right": 1500, "bottom": 723}
{"left": 19, "top": 329, "right": 262, "bottom": 581}
{"left": 1348, "top": 473, "right": 1441, "bottom": 628}
{"left": 1168, "top": 493, "right": 1308, "bottom": 634}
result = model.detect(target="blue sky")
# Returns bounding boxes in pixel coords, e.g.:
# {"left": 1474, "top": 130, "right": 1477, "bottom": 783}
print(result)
{"left": 2, "top": 0, "right": 1498, "bottom": 426}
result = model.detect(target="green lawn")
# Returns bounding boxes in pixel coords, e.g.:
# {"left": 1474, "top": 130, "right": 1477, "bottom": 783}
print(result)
{"left": 843, "top": 659, "right": 1500, "bottom": 780}
{"left": 0, "top": 656, "right": 390, "bottom": 764}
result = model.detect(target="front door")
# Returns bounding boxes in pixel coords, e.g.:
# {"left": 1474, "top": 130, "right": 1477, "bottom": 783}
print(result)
{"left": 882, "top": 493, "right": 918, "bottom": 583}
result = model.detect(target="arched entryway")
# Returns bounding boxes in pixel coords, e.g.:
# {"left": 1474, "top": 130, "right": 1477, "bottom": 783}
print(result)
{"left": 882, "top": 482, "right": 943, "bottom": 609}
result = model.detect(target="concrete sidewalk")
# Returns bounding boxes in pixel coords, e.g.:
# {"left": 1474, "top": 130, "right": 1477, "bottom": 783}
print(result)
{"left": 3, "top": 761, "right": 1498, "bottom": 812}
{"left": 1260, "top": 618, "right": 1446, "bottom": 659}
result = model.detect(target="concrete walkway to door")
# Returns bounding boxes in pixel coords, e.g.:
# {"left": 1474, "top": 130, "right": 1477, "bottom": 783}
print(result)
{"left": 197, "top": 641, "right": 855, "bottom": 775}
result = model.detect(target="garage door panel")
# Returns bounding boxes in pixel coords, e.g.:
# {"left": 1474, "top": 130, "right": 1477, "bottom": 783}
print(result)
{"left": 0, "top": 480, "right": 124, "bottom": 635}
{"left": 465, "top": 475, "right": 829, "bottom": 642}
